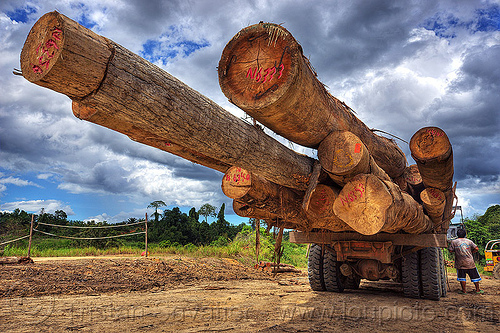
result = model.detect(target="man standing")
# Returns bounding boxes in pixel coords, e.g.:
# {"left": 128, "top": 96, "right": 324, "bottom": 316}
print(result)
{"left": 448, "top": 229, "right": 484, "bottom": 294}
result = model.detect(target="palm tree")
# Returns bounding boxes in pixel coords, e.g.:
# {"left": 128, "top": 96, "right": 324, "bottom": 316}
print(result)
{"left": 148, "top": 200, "right": 166, "bottom": 222}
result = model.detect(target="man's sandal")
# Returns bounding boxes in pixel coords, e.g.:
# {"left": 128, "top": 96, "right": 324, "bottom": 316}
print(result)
{"left": 475, "top": 290, "right": 484, "bottom": 294}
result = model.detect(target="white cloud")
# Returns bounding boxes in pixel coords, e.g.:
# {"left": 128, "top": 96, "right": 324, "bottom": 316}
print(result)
{"left": 0, "top": 175, "right": 42, "bottom": 188}
{"left": 0, "top": 199, "right": 75, "bottom": 215}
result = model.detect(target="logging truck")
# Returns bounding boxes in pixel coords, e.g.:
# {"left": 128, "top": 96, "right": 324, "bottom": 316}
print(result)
{"left": 21, "top": 13, "right": 454, "bottom": 300}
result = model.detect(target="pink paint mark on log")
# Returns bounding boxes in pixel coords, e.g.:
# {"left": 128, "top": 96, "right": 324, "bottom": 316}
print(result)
{"left": 341, "top": 183, "right": 365, "bottom": 206}
{"left": 245, "top": 64, "right": 284, "bottom": 84}
{"left": 51, "top": 27, "right": 62, "bottom": 40}
{"left": 32, "top": 64, "right": 43, "bottom": 74}
{"left": 277, "top": 63, "right": 284, "bottom": 79}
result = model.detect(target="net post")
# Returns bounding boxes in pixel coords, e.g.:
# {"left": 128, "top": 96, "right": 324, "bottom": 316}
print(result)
{"left": 27, "top": 214, "right": 34, "bottom": 258}
{"left": 145, "top": 213, "right": 148, "bottom": 257}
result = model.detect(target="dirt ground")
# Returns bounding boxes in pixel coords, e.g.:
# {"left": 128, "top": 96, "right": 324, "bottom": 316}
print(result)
{"left": 1, "top": 256, "right": 498, "bottom": 333}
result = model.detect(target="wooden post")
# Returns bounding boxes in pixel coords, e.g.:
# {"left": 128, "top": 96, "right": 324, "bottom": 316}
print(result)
{"left": 21, "top": 12, "right": 314, "bottom": 191}
{"left": 27, "top": 214, "right": 34, "bottom": 258}
{"left": 145, "top": 213, "right": 148, "bottom": 257}
{"left": 255, "top": 218, "right": 260, "bottom": 264}
{"left": 218, "top": 22, "right": 407, "bottom": 178}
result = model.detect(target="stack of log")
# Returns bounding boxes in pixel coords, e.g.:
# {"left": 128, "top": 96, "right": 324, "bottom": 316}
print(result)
{"left": 20, "top": 14, "right": 455, "bottom": 236}
{"left": 218, "top": 23, "right": 455, "bottom": 235}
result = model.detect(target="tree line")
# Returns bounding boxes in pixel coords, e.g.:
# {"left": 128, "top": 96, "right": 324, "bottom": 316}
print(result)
{"left": 0, "top": 202, "right": 246, "bottom": 249}
{"left": 1, "top": 203, "right": 498, "bottom": 252}
{"left": 462, "top": 204, "right": 500, "bottom": 254}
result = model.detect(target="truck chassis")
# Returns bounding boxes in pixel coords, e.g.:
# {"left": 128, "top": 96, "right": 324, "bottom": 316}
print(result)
{"left": 290, "top": 231, "right": 448, "bottom": 300}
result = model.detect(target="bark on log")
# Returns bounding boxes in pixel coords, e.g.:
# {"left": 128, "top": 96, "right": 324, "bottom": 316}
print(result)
{"left": 333, "top": 174, "right": 432, "bottom": 235}
{"left": 222, "top": 166, "right": 305, "bottom": 220}
{"left": 233, "top": 199, "right": 353, "bottom": 233}
{"left": 410, "top": 127, "right": 454, "bottom": 191}
{"left": 218, "top": 22, "right": 407, "bottom": 178}
{"left": 318, "top": 131, "right": 390, "bottom": 186}
{"left": 225, "top": 166, "right": 353, "bottom": 232}
{"left": 73, "top": 101, "right": 231, "bottom": 173}
{"left": 232, "top": 200, "right": 298, "bottom": 229}
{"left": 420, "top": 187, "right": 446, "bottom": 225}
{"left": 21, "top": 12, "right": 314, "bottom": 191}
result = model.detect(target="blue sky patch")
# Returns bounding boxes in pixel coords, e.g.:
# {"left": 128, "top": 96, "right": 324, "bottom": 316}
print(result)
{"left": 70, "top": 2, "right": 98, "bottom": 30}
{"left": 77, "top": 13, "right": 98, "bottom": 30}
{"left": 140, "top": 26, "right": 210, "bottom": 64}
{"left": 475, "top": 6, "right": 500, "bottom": 32}
{"left": 423, "top": 5, "right": 500, "bottom": 38}
{"left": 6, "top": 5, "right": 37, "bottom": 23}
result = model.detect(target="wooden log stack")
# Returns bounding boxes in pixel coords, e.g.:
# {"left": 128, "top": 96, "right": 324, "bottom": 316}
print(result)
{"left": 20, "top": 14, "right": 455, "bottom": 236}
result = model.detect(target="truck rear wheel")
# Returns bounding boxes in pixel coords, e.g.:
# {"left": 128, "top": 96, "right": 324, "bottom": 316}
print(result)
{"left": 308, "top": 244, "right": 325, "bottom": 291}
{"left": 420, "top": 247, "right": 441, "bottom": 300}
{"left": 323, "top": 247, "right": 345, "bottom": 292}
{"left": 402, "top": 249, "right": 421, "bottom": 298}
{"left": 439, "top": 249, "right": 447, "bottom": 297}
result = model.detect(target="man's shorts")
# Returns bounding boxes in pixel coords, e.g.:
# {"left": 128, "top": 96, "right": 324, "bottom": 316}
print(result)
{"left": 457, "top": 267, "right": 481, "bottom": 282}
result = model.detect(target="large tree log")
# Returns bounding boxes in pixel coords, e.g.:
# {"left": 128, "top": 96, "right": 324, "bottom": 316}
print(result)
{"left": 318, "top": 131, "right": 390, "bottom": 186}
{"left": 410, "top": 127, "right": 453, "bottom": 191}
{"left": 333, "top": 174, "right": 432, "bottom": 235}
{"left": 20, "top": 12, "right": 314, "bottom": 191}
{"left": 226, "top": 167, "right": 352, "bottom": 232}
{"left": 221, "top": 166, "right": 305, "bottom": 220}
{"left": 420, "top": 187, "right": 446, "bottom": 225}
{"left": 233, "top": 200, "right": 353, "bottom": 232}
{"left": 218, "top": 22, "right": 407, "bottom": 178}
{"left": 72, "top": 102, "right": 231, "bottom": 173}
{"left": 403, "top": 164, "right": 425, "bottom": 203}
{"left": 410, "top": 127, "right": 454, "bottom": 232}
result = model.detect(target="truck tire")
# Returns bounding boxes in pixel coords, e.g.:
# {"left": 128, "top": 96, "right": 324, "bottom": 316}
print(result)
{"left": 402, "top": 249, "right": 421, "bottom": 298}
{"left": 493, "top": 263, "right": 500, "bottom": 280}
{"left": 439, "top": 249, "right": 447, "bottom": 297}
{"left": 420, "top": 247, "right": 441, "bottom": 300}
{"left": 323, "top": 247, "right": 345, "bottom": 292}
{"left": 308, "top": 244, "right": 325, "bottom": 291}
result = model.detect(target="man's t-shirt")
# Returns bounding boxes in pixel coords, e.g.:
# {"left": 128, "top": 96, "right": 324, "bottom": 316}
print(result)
{"left": 448, "top": 238, "right": 478, "bottom": 269}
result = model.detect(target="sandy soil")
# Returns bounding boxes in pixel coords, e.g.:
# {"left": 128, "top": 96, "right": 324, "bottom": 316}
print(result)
{"left": 1, "top": 256, "right": 498, "bottom": 332}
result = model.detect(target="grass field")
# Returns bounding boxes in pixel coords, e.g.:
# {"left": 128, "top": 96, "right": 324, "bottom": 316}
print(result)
{"left": 1, "top": 229, "right": 309, "bottom": 268}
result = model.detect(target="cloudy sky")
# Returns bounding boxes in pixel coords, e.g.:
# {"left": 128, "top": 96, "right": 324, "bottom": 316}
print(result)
{"left": 0, "top": 0, "right": 498, "bottom": 225}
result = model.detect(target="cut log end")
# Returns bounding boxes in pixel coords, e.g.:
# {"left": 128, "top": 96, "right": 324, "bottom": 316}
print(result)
{"left": 318, "top": 131, "right": 370, "bottom": 178}
{"left": 333, "top": 174, "right": 392, "bottom": 235}
{"left": 404, "top": 164, "right": 422, "bottom": 186}
{"left": 221, "top": 166, "right": 253, "bottom": 199}
{"left": 20, "top": 11, "right": 111, "bottom": 98}
{"left": 218, "top": 23, "right": 298, "bottom": 110}
{"left": 20, "top": 11, "right": 64, "bottom": 83}
{"left": 410, "top": 127, "right": 451, "bottom": 161}
{"left": 305, "top": 184, "right": 339, "bottom": 218}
